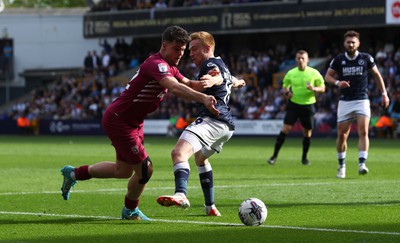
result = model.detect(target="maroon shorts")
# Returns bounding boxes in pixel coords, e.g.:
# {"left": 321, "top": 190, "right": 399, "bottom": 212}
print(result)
{"left": 102, "top": 111, "right": 148, "bottom": 165}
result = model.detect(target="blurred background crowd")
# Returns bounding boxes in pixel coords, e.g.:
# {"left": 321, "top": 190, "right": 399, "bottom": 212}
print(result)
{"left": 1, "top": 0, "right": 400, "bottom": 137}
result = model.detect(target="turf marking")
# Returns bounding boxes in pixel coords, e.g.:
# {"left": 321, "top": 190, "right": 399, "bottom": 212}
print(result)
{"left": 0, "top": 211, "right": 399, "bottom": 236}
{"left": 0, "top": 181, "right": 385, "bottom": 196}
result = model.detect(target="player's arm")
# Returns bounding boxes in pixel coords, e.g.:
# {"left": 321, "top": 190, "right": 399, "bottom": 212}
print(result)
{"left": 325, "top": 68, "right": 350, "bottom": 88}
{"left": 307, "top": 72, "right": 326, "bottom": 93}
{"left": 159, "top": 76, "right": 220, "bottom": 116}
{"left": 198, "top": 67, "right": 223, "bottom": 89}
{"left": 307, "top": 83, "right": 325, "bottom": 93}
{"left": 282, "top": 73, "right": 293, "bottom": 99}
{"left": 179, "top": 68, "right": 223, "bottom": 92}
{"left": 371, "top": 65, "right": 390, "bottom": 108}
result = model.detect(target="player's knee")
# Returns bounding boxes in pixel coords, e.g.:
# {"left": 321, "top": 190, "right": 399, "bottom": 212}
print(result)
{"left": 138, "top": 157, "right": 153, "bottom": 184}
{"left": 171, "top": 147, "right": 182, "bottom": 161}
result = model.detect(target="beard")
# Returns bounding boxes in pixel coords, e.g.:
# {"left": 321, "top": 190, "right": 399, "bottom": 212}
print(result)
{"left": 345, "top": 47, "right": 357, "bottom": 56}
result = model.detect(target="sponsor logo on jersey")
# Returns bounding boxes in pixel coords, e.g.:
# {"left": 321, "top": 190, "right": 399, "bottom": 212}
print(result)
{"left": 342, "top": 66, "right": 363, "bottom": 76}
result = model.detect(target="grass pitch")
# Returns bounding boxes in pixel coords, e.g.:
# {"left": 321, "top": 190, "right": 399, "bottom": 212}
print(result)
{"left": 0, "top": 135, "right": 399, "bottom": 242}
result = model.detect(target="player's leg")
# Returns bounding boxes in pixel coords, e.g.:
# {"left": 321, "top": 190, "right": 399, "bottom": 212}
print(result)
{"left": 61, "top": 158, "right": 135, "bottom": 200}
{"left": 355, "top": 102, "right": 371, "bottom": 175}
{"left": 336, "top": 121, "right": 351, "bottom": 178}
{"left": 299, "top": 104, "right": 315, "bottom": 165}
{"left": 268, "top": 102, "right": 296, "bottom": 164}
{"left": 195, "top": 153, "right": 220, "bottom": 216}
{"left": 157, "top": 138, "right": 194, "bottom": 209}
{"left": 268, "top": 123, "right": 292, "bottom": 164}
{"left": 194, "top": 121, "right": 232, "bottom": 216}
{"left": 335, "top": 100, "right": 355, "bottom": 179}
{"left": 122, "top": 157, "right": 152, "bottom": 220}
{"left": 301, "top": 128, "right": 312, "bottom": 165}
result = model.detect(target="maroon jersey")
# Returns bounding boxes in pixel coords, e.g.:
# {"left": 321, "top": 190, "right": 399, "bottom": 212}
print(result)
{"left": 106, "top": 52, "right": 184, "bottom": 125}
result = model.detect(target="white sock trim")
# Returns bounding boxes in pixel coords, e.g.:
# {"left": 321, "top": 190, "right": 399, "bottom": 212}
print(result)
{"left": 173, "top": 161, "right": 190, "bottom": 172}
{"left": 359, "top": 151, "right": 368, "bottom": 159}
{"left": 338, "top": 152, "right": 346, "bottom": 159}
{"left": 197, "top": 163, "right": 212, "bottom": 174}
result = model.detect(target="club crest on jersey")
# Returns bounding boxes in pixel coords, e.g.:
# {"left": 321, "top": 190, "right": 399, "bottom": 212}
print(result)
{"left": 207, "top": 62, "right": 217, "bottom": 68}
{"left": 131, "top": 145, "right": 139, "bottom": 155}
{"left": 358, "top": 59, "right": 365, "bottom": 65}
{"left": 158, "top": 63, "right": 168, "bottom": 73}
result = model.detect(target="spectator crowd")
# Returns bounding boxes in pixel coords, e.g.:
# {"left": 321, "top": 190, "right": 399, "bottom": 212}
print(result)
{"left": 3, "top": 32, "right": 400, "bottom": 137}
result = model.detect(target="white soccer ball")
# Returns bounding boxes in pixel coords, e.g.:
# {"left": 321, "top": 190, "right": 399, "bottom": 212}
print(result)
{"left": 238, "top": 198, "right": 268, "bottom": 226}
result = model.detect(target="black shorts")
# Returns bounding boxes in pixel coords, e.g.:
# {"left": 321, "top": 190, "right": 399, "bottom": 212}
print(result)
{"left": 283, "top": 100, "right": 315, "bottom": 130}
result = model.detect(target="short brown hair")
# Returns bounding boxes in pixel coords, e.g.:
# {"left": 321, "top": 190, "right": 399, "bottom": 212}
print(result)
{"left": 344, "top": 30, "right": 360, "bottom": 40}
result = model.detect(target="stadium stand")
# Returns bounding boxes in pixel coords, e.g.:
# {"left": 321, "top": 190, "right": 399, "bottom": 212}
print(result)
{"left": 1, "top": 0, "right": 399, "bottom": 136}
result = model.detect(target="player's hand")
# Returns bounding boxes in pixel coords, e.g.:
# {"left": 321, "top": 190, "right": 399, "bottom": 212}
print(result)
{"left": 200, "top": 73, "right": 223, "bottom": 88}
{"left": 337, "top": 80, "right": 350, "bottom": 88}
{"left": 382, "top": 93, "right": 390, "bottom": 108}
{"left": 235, "top": 79, "right": 246, "bottom": 88}
{"left": 306, "top": 82, "right": 314, "bottom": 92}
{"left": 285, "top": 90, "right": 293, "bottom": 99}
{"left": 203, "top": 95, "right": 220, "bottom": 116}
{"left": 199, "top": 75, "right": 215, "bottom": 88}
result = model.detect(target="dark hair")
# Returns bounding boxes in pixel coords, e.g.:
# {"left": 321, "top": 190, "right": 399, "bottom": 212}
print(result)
{"left": 344, "top": 30, "right": 360, "bottom": 40}
{"left": 162, "top": 26, "right": 190, "bottom": 44}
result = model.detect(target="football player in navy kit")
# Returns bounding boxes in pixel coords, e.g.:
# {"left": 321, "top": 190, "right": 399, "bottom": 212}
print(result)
{"left": 325, "top": 30, "right": 390, "bottom": 179}
{"left": 157, "top": 31, "right": 246, "bottom": 216}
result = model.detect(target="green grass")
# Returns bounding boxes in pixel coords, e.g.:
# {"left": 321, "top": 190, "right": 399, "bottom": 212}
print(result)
{"left": 0, "top": 135, "right": 399, "bottom": 242}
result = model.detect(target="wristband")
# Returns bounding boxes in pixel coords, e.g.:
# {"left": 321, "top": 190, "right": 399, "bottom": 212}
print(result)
{"left": 382, "top": 92, "right": 387, "bottom": 96}
{"left": 334, "top": 80, "right": 340, "bottom": 86}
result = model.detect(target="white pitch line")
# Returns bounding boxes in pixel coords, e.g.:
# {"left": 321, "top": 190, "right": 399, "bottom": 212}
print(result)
{"left": 0, "top": 211, "right": 399, "bottom": 236}
{"left": 0, "top": 181, "right": 375, "bottom": 196}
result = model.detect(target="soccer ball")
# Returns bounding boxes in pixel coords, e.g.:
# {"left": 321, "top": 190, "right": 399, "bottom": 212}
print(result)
{"left": 238, "top": 198, "right": 268, "bottom": 226}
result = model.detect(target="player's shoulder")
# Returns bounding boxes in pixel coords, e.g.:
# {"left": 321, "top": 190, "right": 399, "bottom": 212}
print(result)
{"left": 356, "top": 52, "right": 376, "bottom": 66}
{"left": 143, "top": 53, "right": 174, "bottom": 72}
{"left": 144, "top": 53, "right": 165, "bottom": 65}
{"left": 307, "top": 66, "right": 322, "bottom": 75}
{"left": 333, "top": 53, "right": 346, "bottom": 60}
{"left": 358, "top": 52, "right": 374, "bottom": 61}
{"left": 203, "top": 57, "right": 221, "bottom": 69}
{"left": 287, "top": 66, "right": 299, "bottom": 73}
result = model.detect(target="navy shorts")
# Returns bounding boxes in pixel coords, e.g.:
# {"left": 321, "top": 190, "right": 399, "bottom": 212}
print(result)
{"left": 283, "top": 100, "right": 315, "bottom": 130}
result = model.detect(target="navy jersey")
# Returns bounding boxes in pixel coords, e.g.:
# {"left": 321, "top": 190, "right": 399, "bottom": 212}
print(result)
{"left": 197, "top": 57, "right": 235, "bottom": 130}
{"left": 329, "top": 52, "right": 375, "bottom": 101}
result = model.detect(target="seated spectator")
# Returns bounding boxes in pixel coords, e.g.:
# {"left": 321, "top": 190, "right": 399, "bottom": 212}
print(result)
{"left": 175, "top": 114, "right": 189, "bottom": 136}
{"left": 374, "top": 110, "right": 395, "bottom": 138}
{"left": 16, "top": 112, "right": 32, "bottom": 135}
